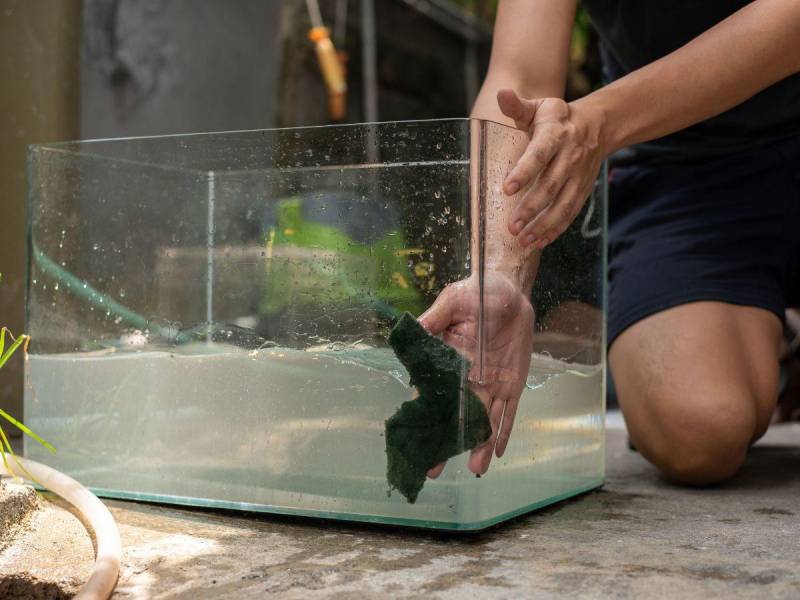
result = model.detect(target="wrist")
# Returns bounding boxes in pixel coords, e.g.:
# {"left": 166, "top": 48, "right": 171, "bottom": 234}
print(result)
{"left": 570, "top": 89, "right": 621, "bottom": 156}
{"left": 485, "top": 253, "right": 539, "bottom": 298}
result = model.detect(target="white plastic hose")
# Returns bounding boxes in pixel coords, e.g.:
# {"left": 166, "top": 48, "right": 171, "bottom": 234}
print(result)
{"left": 0, "top": 456, "right": 121, "bottom": 600}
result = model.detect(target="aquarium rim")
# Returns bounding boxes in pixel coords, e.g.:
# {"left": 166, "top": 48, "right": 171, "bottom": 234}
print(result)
{"left": 31, "top": 116, "right": 514, "bottom": 149}
{"left": 27, "top": 117, "right": 516, "bottom": 179}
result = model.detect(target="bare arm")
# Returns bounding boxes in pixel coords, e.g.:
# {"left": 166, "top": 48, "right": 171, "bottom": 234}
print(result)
{"left": 471, "top": 0, "right": 576, "bottom": 295}
{"left": 505, "top": 0, "right": 800, "bottom": 248}
{"left": 589, "top": 0, "right": 800, "bottom": 154}
{"left": 472, "top": 0, "right": 575, "bottom": 125}
{"left": 419, "top": 1, "right": 576, "bottom": 474}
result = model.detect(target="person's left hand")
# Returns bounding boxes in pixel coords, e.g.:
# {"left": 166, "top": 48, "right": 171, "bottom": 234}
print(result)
{"left": 418, "top": 272, "right": 534, "bottom": 476}
{"left": 498, "top": 89, "right": 605, "bottom": 249}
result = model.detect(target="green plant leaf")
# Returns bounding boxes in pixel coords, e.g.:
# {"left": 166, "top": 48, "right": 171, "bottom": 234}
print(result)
{"left": 0, "top": 332, "right": 26, "bottom": 370}
{"left": 0, "top": 274, "right": 55, "bottom": 461}
{"left": 0, "top": 426, "right": 10, "bottom": 473}
{"left": 0, "top": 424, "right": 40, "bottom": 485}
{"left": 0, "top": 409, "right": 56, "bottom": 454}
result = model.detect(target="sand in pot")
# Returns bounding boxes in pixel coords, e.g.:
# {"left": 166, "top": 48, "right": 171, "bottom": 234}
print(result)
{"left": 0, "top": 477, "right": 40, "bottom": 550}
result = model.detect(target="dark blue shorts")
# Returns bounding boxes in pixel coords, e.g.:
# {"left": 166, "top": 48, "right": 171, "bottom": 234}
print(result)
{"left": 608, "top": 135, "right": 800, "bottom": 346}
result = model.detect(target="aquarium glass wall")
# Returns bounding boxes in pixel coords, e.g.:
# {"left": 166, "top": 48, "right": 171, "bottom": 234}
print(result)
{"left": 26, "top": 119, "right": 605, "bottom": 530}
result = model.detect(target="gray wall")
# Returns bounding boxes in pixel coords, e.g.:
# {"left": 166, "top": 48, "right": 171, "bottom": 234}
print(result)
{"left": 81, "top": 0, "right": 283, "bottom": 138}
{"left": 80, "top": 0, "right": 490, "bottom": 137}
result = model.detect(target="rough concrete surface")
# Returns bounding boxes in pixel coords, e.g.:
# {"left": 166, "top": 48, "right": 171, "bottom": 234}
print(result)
{"left": 2, "top": 422, "right": 799, "bottom": 599}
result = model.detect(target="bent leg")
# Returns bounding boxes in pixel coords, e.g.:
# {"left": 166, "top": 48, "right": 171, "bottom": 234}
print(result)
{"left": 610, "top": 302, "right": 781, "bottom": 485}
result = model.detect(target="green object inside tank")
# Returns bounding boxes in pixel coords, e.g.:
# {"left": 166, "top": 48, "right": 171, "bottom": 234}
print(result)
{"left": 385, "top": 312, "right": 491, "bottom": 503}
{"left": 261, "top": 198, "right": 423, "bottom": 317}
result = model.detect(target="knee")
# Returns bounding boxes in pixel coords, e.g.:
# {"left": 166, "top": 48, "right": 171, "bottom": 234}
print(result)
{"left": 652, "top": 427, "right": 749, "bottom": 486}
{"left": 627, "top": 394, "right": 757, "bottom": 486}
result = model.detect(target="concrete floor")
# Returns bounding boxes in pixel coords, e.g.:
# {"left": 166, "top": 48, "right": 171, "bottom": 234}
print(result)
{"left": 114, "top": 421, "right": 800, "bottom": 598}
{"left": 4, "top": 420, "right": 800, "bottom": 599}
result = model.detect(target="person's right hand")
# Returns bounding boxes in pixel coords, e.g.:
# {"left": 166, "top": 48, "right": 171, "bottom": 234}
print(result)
{"left": 418, "top": 272, "right": 534, "bottom": 476}
{"left": 498, "top": 89, "right": 604, "bottom": 250}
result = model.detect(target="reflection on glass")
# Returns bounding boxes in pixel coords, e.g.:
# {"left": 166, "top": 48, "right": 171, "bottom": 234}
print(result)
{"left": 26, "top": 119, "right": 605, "bottom": 530}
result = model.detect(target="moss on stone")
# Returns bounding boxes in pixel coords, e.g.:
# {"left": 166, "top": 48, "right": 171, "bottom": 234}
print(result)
{"left": 385, "top": 312, "right": 491, "bottom": 503}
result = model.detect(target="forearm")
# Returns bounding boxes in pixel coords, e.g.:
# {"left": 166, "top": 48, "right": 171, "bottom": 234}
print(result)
{"left": 580, "top": 0, "right": 800, "bottom": 154}
{"left": 472, "top": 0, "right": 574, "bottom": 125}
{"left": 472, "top": 0, "right": 575, "bottom": 294}
{"left": 472, "top": 102, "right": 540, "bottom": 296}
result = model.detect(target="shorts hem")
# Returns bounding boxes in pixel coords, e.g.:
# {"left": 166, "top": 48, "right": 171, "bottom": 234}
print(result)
{"left": 608, "top": 290, "right": 785, "bottom": 348}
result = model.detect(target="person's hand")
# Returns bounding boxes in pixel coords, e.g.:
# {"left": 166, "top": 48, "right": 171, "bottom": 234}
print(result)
{"left": 418, "top": 272, "right": 534, "bottom": 476}
{"left": 498, "top": 89, "right": 605, "bottom": 250}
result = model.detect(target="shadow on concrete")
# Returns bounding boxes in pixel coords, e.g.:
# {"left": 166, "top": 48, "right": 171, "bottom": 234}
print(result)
{"left": 0, "top": 575, "right": 71, "bottom": 600}
{"left": 108, "top": 495, "right": 527, "bottom": 544}
{"left": 723, "top": 444, "right": 800, "bottom": 492}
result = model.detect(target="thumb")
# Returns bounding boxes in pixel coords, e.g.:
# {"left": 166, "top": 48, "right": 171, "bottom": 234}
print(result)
{"left": 497, "top": 89, "right": 539, "bottom": 131}
{"left": 418, "top": 289, "right": 456, "bottom": 336}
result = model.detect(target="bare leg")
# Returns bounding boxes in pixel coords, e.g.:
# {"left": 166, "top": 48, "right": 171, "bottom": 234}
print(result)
{"left": 610, "top": 302, "right": 782, "bottom": 485}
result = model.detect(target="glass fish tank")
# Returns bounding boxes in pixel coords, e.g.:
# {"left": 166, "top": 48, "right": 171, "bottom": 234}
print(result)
{"left": 25, "top": 119, "right": 606, "bottom": 530}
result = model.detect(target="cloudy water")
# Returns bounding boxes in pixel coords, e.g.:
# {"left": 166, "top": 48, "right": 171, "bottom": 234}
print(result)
{"left": 25, "top": 344, "right": 603, "bottom": 528}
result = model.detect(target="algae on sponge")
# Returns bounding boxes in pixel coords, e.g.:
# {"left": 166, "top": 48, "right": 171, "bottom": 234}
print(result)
{"left": 385, "top": 312, "right": 491, "bottom": 503}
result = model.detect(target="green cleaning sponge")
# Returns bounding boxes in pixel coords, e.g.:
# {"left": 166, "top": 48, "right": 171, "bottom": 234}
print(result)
{"left": 385, "top": 312, "right": 491, "bottom": 503}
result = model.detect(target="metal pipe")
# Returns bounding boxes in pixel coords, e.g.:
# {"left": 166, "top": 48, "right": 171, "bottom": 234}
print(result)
{"left": 360, "top": 0, "right": 378, "bottom": 123}
{"left": 305, "top": 0, "right": 324, "bottom": 29}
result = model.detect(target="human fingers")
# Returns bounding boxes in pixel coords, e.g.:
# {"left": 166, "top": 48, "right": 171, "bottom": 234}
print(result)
{"left": 496, "top": 88, "right": 539, "bottom": 131}
{"left": 518, "top": 176, "right": 592, "bottom": 249}
{"left": 442, "top": 329, "right": 477, "bottom": 364}
{"left": 468, "top": 395, "right": 505, "bottom": 475}
{"left": 427, "top": 462, "right": 445, "bottom": 479}
{"left": 418, "top": 285, "right": 459, "bottom": 335}
{"left": 502, "top": 125, "right": 560, "bottom": 197}
{"left": 508, "top": 149, "right": 572, "bottom": 237}
{"left": 495, "top": 396, "right": 519, "bottom": 458}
